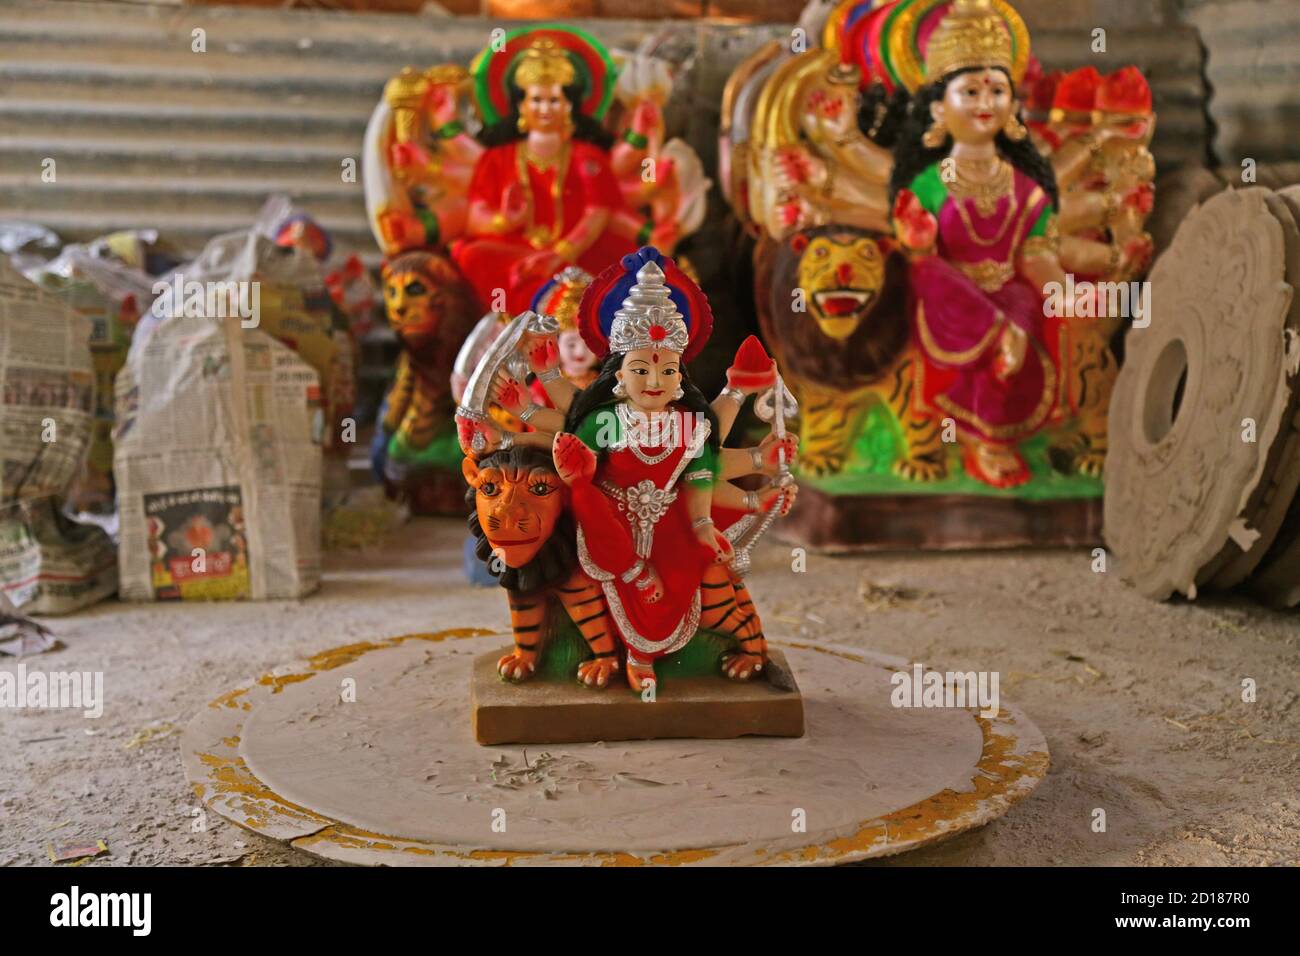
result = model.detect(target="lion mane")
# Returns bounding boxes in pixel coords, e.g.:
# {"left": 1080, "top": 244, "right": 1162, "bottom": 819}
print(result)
{"left": 755, "top": 225, "right": 910, "bottom": 392}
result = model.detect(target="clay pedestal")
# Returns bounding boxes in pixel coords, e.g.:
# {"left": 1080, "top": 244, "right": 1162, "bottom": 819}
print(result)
{"left": 471, "top": 648, "right": 805, "bottom": 745}
{"left": 782, "top": 487, "right": 1103, "bottom": 552}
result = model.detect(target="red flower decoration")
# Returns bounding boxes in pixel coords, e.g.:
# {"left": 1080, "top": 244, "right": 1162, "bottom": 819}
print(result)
{"left": 649, "top": 324, "right": 666, "bottom": 342}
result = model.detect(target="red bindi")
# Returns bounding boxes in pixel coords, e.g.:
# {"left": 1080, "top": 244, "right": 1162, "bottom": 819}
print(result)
{"left": 652, "top": 352, "right": 659, "bottom": 364}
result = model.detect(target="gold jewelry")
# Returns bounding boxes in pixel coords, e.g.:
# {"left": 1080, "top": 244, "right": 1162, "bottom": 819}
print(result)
{"left": 513, "top": 38, "right": 577, "bottom": 90}
{"left": 489, "top": 212, "right": 509, "bottom": 233}
{"left": 922, "top": 117, "right": 949, "bottom": 149}
{"left": 516, "top": 141, "right": 570, "bottom": 249}
{"left": 923, "top": 0, "right": 1015, "bottom": 82}
{"left": 553, "top": 238, "right": 578, "bottom": 263}
{"left": 517, "top": 114, "right": 529, "bottom": 134}
{"left": 949, "top": 156, "right": 1013, "bottom": 218}
{"left": 1002, "top": 113, "right": 1028, "bottom": 142}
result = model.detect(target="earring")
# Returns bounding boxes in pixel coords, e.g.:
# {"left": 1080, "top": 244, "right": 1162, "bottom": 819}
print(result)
{"left": 672, "top": 385, "right": 684, "bottom": 401}
{"left": 1002, "top": 114, "right": 1028, "bottom": 142}
{"left": 517, "top": 114, "right": 529, "bottom": 134}
{"left": 922, "top": 117, "right": 948, "bottom": 149}
{"left": 613, "top": 380, "right": 628, "bottom": 398}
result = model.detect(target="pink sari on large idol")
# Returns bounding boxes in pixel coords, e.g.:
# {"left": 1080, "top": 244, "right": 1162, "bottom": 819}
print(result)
{"left": 911, "top": 166, "right": 1058, "bottom": 446}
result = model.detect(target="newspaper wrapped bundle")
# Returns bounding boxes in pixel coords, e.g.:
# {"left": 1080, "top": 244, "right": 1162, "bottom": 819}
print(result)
{"left": 137, "top": 230, "right": 356, "bottom": 457}
{"left": 0, "top": 258, "right": 118, "bottom": 614}
{"left": 114, "top": 315, "right": 323, "bottom": 601}
{"left": 25, "top": 247, "right": 155, "bottom": 515}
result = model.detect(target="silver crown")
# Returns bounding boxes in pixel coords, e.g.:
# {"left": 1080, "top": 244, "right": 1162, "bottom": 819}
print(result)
{"left": 607, "top": 261, "right": 690, "bottom": 355}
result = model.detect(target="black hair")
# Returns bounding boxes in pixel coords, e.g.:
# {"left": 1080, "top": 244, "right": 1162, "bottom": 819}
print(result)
{"left": 861, "top": 66, "right": 1058, "bottom": 211}
{"left": 478, "top": 82, "right": 614, "bottom": 150}
{"left": 564, "top": 351, "right": 721, "bottom": 452}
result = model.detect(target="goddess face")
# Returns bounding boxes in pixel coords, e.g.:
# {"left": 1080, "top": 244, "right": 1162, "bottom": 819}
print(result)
{"left": 616, "top": 346, "right": 682, "bottom": 414}
{"left": 519, "top": 82, "right": 572, "bottom": 135}
{"left": 931, "top": 67, "right": 1016, "bottom": 146}
{"left": 558, "top": 329, "right": 597, "bottom": 379}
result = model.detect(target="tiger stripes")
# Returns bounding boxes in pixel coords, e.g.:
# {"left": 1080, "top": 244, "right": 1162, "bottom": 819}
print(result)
{"left": 698, "top": 563, "right": 768, "bottom": 680}
{"left": 795, "top": 351, "right": 946, "bottom": 480}
{"left": 498, "top": 567, "right": 619, "bottom": 684}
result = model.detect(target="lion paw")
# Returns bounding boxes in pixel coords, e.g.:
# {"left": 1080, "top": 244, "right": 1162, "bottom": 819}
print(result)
{"left": 552, "top": 432, "right": 597, "bottom": 486}
{"left": 893, "top": 456, "right": 946, "bottom": 482}
{"left": 498, "top": 651, "right": 537, "bottom": 682}
{"left": 1075, "top": 451, "right": 1106, "bottom": 479}
{"left": 797, "top": 450, "right": 844, "bottom": 477}
{"left": 722, "top": 651, "right": 765, "bottom": 681}
{"left": 577, "top": 656, "right": 620, "bottom": 689}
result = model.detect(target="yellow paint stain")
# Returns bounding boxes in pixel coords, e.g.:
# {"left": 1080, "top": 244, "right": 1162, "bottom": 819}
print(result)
{"left": 209, "top": 687, "right": 251, "bottom": 711}
{"left": 221, "top": 736, "right": 240, "bottom": 749}
{"left": 195, "top": 750, "right": 331, "bottom": 832}
{"left": 765, "top": 713, "right": 1049, "bottom": 865}
{"left": 257, "top": 672, "right": 313, "bottom": 694}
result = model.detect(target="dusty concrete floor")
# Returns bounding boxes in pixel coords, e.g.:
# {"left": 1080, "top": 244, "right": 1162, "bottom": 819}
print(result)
{"left": 2, "top": 515, "right": 1297, "bottom": 867}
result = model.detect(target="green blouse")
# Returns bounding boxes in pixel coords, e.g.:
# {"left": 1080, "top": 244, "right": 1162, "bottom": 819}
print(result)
{"left": 574, "top": 401, "right": 717, "bottom": 488}
{"left": 908, "top": 162, "right": 1053, "bottom": 237}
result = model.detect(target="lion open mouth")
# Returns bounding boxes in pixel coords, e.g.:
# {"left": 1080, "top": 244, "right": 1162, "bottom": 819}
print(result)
{"left": 812, "top": 288, "right": 875, "bottom": 324}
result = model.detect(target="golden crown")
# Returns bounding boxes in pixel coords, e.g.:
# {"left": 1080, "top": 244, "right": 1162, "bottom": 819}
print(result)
{"left": 924, "top": 0, "right": 1015, "bottom": 83}
{"left": 514, "top": 38, "right": 577, "bottom": 90}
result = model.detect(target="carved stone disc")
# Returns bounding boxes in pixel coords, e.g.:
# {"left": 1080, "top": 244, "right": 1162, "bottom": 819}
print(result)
{"left": 1105, "top": 188, "right": 1297, "bottom": 600}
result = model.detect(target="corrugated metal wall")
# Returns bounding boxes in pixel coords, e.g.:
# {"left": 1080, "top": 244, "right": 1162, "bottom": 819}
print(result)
{"left": 0, "top": 0, "right": 1211, "bottom": 260}
{"left": 1186, "top": 0, "right": 1300, "bottom": 167}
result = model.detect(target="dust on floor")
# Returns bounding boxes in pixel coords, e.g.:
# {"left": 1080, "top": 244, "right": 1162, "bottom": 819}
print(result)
{"left": 2, "top": 516, "right": 1296, "bottom": 866}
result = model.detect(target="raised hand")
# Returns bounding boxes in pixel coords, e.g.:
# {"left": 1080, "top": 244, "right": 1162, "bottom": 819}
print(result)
{"left": 893, "top": 189, "right": 938, "bottom": 252}
{"left": 489, "top": 372, "right": 529, "bottom": 417}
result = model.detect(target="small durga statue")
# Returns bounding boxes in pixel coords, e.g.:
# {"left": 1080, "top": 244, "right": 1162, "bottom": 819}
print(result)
{"left": 363, "top": 26, "right": 708, "bottom": 511}
{"left": 455, "top": 247, "right": 798, "bottom": 693}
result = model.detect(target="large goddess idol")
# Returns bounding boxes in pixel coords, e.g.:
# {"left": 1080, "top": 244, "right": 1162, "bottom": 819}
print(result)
{"left": 886, "top": 0, "right": 1073, "bottom": 488}
{"left": 463, "top": 248, "right": 797, "bottom": 692}
{"left": 449, "top": 38, "right": 636, "bottom": 313}
{"left": 364, "top": 26, "right": 708, "bottom": 315}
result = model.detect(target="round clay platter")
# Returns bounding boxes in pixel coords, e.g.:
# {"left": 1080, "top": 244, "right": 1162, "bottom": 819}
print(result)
{"left": 181, "top": 629, "right": 1049, "bottom": 866}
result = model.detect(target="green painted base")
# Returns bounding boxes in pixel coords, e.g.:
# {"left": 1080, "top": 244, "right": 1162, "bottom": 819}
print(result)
{"left": 802, "top": 403, "right": 1103, "bottom": 500}
{"left": 532, "top": 607, "right": 733, "bottom": 688}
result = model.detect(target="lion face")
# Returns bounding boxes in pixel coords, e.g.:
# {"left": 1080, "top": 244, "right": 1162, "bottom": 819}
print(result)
{"left": 381, "top": 251, "right": 461, "bottom": 351}
{"left": 795, "top": 233, "right": 886, "bottom": 341}
{"left": 461, "top": 456, "right": 565, "bottom": 569}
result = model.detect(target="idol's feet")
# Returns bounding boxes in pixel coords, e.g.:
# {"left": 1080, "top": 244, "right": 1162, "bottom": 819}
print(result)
{"left": 963, "top": 442, "right": 1031, "bottom": 489}
{"left": 625, "top": 657, "right": 657, "bottom": 694}
{"left": 721, "top": 650, "right": 765, "bottom": 680}
{"left": 497, "top": 649, "right": 537, "bottom": 682}
{"left": 576, "top": 655, "right": 619, "bottom": 689}
{"left": 552, "top": 432, "right": 597, "bottom": 486}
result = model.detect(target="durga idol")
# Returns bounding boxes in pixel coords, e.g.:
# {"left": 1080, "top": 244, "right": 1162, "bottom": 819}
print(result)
{"left": 889, "top": 0, "right": 1081, "bottom": 489}
{"left": 449, "top": 38, "right": 638, "bottom": 314}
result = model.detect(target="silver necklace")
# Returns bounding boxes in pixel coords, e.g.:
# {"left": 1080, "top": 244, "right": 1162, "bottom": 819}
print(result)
{"left": 616, "top": 402, "right": 678, "bottom": 466}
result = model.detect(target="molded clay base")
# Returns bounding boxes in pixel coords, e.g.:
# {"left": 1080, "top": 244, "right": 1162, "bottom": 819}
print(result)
{"left": 472, "top": 648, "right": 804, "bottom": 745}
{"left": 181, "top": 630, "right": 1049, "bottom": 866}
{"left": 782, "top": 487, "right": 1103, "bottom": 552}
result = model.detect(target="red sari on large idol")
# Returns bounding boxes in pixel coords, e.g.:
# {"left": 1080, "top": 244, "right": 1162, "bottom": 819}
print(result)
{"left": 450, "top": 140, "right": 638, "bottom": 314}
